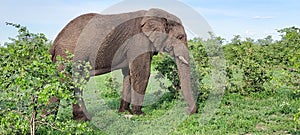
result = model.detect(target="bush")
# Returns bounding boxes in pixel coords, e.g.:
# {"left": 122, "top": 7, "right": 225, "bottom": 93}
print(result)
{"left": 152, "top": 34, "right": 225, "bottom": 103}
{"left": 223, "top": 36, "right": 272, "bottom": 95}
{"left": 101, "top": 76, "right": 121, "bottom": 99}
{"left": 152, "top": 53, "right": 181, "bottom": 98}
{"left": 0, "top": 23, "right": 91, "bottom": 134}
{"left": 276, "top": 27, "right": 300, "bottom": 96}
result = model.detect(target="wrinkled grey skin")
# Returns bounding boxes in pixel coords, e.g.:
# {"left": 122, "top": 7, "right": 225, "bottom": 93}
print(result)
{"left": 50, "top": 8, "right": 197, "bottom": 121}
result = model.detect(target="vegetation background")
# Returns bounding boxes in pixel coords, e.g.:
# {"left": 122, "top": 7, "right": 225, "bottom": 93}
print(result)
{"left": 0, "top": 24, "right": 299, "bottom": 134}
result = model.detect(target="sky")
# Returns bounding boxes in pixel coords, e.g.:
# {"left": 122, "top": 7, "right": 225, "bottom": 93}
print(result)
{"left": 0, "top": 0, "right": 299, "bottom": 45}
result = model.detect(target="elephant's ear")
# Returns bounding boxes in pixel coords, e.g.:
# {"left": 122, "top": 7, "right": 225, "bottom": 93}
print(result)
{"left": 141, "top": 16, "right": 167, "bottom": 42}
{"left": 141, "top": 17, "right": 168, "bottom": 53}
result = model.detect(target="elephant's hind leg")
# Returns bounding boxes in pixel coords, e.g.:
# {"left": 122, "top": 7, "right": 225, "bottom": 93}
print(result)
{"left": 72, "top": 104, "right": 91, "bottom": 121}
{"left": 72, "top": 88, "right": 92, "bottom": 121}
{"left": 118, "top": 68, "right": 132, "bottom": 114}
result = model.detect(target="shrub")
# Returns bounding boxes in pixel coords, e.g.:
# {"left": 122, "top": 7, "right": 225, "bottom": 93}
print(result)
{"left": 102, "top": 76, "right": 121, "bottom": 99}
{"left": 0, "top": 23, "right": 91, "bottom": 134}
{"left": 152, "top": 34, "right": 225, "bottom": 103}
{"left": 223, "top": 36, "right": 272, "bottom": 95}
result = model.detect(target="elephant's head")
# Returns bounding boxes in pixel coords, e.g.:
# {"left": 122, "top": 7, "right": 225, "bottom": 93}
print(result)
{"left": 140, "top": 9, "right": 197, "bottom": 114}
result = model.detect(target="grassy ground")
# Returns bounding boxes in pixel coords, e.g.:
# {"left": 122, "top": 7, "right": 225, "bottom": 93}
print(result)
{"left": 57, "top": 70, "right": 299, "bottom": 135}
{"left": 174, "top": 90, "right": 299, "bottom": 134}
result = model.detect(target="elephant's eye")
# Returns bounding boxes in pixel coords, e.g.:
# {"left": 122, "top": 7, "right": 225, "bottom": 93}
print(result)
{"left": 177, "top": 35, "right": 184, "bottom": 40}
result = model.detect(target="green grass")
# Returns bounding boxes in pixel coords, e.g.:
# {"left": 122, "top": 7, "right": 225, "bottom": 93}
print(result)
{"left": 56, "top": 70, "right": 299, "bottom": 135}
{"left": 173, "top": 90, "right": 299, "bottom": 134}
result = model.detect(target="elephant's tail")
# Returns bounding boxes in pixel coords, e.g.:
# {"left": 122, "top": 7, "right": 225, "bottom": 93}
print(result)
{"left": 49, "top": 44, "right": 56, "bottom": 62}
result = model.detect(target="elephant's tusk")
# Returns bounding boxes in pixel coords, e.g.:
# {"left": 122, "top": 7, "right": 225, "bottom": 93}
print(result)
{"left": 124, "top": 114, "right": 133, "bottom": 119}
{"left": 178, "top": 56, "right": 189, "bottom": 65}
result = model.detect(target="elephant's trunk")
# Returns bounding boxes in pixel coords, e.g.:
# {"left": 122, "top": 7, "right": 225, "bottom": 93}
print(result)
{"left": 174, "top": 46, "right": 197, "bottom": 114}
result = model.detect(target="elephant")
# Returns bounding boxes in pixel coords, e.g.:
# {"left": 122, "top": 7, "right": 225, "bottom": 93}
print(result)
{"left": 49, "top": 8, "right": 197, "bottom": 121}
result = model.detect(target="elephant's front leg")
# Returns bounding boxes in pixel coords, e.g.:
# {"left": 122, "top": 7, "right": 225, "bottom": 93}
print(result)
{"left": 118, "top": 68, "right": 132, "bottom": 114}
{"left": 130, "top": 52, "right": 151, "bottom": 115}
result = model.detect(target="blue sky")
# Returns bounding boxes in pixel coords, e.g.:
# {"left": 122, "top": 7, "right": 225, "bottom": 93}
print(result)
{"left": 0, "top": 0, "right": 299, "bottom": 45}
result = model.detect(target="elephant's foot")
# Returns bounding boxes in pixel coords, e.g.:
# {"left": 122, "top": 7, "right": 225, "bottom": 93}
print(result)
{"left": 131, "top": 105, "right": 145, "bottom": 115}
{"left": 72, "top": 104, "right": 91, "bottom": 121}
{"left": 185, "top": 105, "right": 198, "bottom": 115}
{"left": 118, "top": 99, "right": 132, "bottom": 114}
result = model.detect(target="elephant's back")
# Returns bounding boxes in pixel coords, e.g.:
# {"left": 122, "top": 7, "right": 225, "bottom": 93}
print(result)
{"left": 50, "top": 13, "right": 98, "bottom": 62}
{"left": 50, "top": 10, "right": 147, "bottom": 65}
{"left": 74, "top": 10, "right": 146, "bottom": 66}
